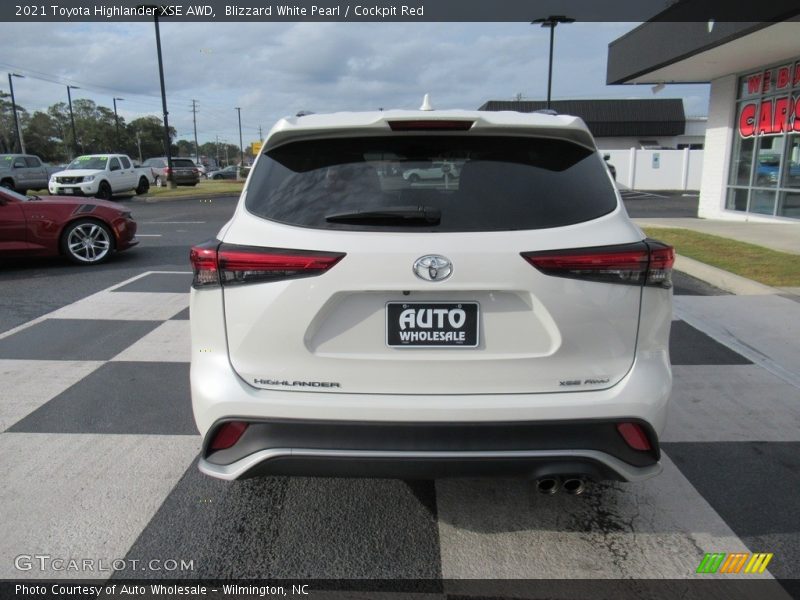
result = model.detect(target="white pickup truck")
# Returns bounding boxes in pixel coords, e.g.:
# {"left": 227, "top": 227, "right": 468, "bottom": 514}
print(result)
{"left": 49, "top": 154, "right": 154, "bottom": 199}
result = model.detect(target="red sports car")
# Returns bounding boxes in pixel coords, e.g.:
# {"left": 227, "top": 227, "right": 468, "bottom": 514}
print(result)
{"left": 0, "top": 188, "right": 138, "bottom": 265}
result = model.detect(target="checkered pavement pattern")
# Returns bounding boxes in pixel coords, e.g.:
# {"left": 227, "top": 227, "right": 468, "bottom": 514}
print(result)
{"left": 1, "top": 271, "right": 798, "bottom": 593}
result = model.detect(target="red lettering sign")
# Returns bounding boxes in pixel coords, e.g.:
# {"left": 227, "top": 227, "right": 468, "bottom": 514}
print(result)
{"left": 795, "top": 97, "right": 800, "bottom": 132}
{"left": 739, "top": 103, "right": 757, "bottom": 137}
{"left": 758, "top": 100, "right": 773, "bottom": 135}
{"left": 762, "top": 70, "right": 772, "bottom": 94}
{"left": 774, "top": 97, "right": 790, "bottom": 133}
{"left": 739, "top": 97, "right": 800, "bottom": 137}
{"left": 747, "top": 74, "right": 763, "bottom": 95}
{"left": 777, "top": 67, "right": 791, "bottom": 89}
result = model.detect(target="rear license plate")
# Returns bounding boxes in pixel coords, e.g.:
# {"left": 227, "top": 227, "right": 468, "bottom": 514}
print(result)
{"left": 386, "top": 302, "right": 479, "bottom": 348}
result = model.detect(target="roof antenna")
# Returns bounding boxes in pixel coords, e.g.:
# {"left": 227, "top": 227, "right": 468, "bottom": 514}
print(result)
{"left": 419, "top": 94, "right": 433, "bottom": 111}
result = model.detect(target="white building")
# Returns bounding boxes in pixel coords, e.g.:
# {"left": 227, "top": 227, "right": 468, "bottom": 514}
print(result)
{"left": 608, "top": 18, "right": 800, "bottom": 221}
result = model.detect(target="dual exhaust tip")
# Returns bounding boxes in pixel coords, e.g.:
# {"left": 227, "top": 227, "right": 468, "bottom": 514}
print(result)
{"left": 536, "top": 476, "right": 587, "bottom": 495}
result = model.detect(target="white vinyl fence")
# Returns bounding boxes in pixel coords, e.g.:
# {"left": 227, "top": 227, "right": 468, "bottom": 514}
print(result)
{"left": 602, "top": 148, "right": 704, "bottom": 191}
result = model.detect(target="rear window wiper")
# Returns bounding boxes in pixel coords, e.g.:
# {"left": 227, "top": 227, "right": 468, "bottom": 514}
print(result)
{"left": 325, "top": 206, "right": 441, "bottom": 226}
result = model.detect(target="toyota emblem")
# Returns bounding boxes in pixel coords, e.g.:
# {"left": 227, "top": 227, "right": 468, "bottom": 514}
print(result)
{"left": 413, "top": 255, "right": 453, "bottom": 282}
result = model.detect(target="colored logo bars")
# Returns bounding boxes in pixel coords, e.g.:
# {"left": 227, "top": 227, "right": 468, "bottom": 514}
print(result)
{"left": 696, "top": 552, "right": 774, "bottom": 574}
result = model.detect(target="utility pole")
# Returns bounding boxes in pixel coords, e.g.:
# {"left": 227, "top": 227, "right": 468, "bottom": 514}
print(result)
{"left": 112, "top": 97, "right": 124, "bottom": 151}
{"left": 258, "top": 124, "right": 263, "bottom": 140}
{"left": 66, "top": 85, "right": 80, "bottom": 156}
{"left": 136, "top": 130, "right": 142, "bottom": 163}
{"left": 8, "top": 73, "right": 25, "bottom": 153}
{"left": 191, "top": 99, "right": 199, "bottom": 163}
{"left": 235, "top": 107, "right": 244, "bottom": 169}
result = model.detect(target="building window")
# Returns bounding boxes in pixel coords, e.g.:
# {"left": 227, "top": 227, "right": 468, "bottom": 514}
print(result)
{"left": 727, "top": 58, "right": 800, "bottom": 219}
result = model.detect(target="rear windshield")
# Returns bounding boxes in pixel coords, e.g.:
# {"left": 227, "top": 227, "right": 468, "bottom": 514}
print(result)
{"left": 172, "top": 159, "right": 197, "bottom": 168}
{"left": 245, "top": 136, "right": 617, "bottom": 232}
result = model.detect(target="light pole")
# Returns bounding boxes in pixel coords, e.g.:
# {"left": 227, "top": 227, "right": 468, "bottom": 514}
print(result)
{"left": 152, "top": 11, "right": 175, "bottom": 188}
{"left": 112, "top": 97, "right": 124, "bottom": 150}
{"left": 532, "top": 15, "right": 574, "bottom": 110}
{"left": 235, "top": 106, "right": 244, "bottom": 172}
{"left": 7, "top": 73, "right": 25, "bottom": 153}
{"left": 66, "top": 85, "right": 80, "bottom": 157}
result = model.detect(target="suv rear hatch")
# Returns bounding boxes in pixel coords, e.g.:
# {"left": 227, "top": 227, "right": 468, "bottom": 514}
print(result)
{"left": 216, "top": 129, "right": 650, "bottom": 395}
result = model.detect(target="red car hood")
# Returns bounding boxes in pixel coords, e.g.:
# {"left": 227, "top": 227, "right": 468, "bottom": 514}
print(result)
{"left": 30, "top": 196, "right": 128, "bottom": 212}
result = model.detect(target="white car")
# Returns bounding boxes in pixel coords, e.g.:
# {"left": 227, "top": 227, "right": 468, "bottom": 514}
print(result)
{"left": 403, "top": 161, "right": 460, "bottom": 183}
{"left": 49, "top": 154, "right": 153, "bottom": 199}
{"left": 190, "top": 105, "right": 674, "bottom": 491}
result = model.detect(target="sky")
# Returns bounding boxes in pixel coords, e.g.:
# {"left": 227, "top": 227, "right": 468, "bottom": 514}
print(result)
{"left": 1, "top": 21, "right": 710, "bottom": 148}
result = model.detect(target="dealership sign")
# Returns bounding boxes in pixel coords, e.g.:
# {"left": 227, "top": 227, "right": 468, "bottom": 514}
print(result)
{"left": 738, "top": 61, "right": 800, "bottom": 137}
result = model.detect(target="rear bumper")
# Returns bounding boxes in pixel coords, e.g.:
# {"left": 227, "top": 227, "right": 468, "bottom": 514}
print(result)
{"left": 199, "top": 418, "right": 662, "bottom": 482}
{"left": 200, "top": 448, "right": 661, "bottom": 482}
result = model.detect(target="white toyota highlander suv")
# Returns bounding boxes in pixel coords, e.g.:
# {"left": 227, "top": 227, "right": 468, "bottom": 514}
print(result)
{"left": 190, "top": 104, "right": 673, "bottom": 491}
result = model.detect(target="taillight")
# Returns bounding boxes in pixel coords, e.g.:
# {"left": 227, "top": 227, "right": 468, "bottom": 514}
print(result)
{"left": 616, "top": 422, "right": 652, "bottom": 451}
{"left": 164, "top": 167, "right": 172, "bottom": 176}
{"left": 189, "top": 241, "right": 345, "bottom": 288}
{"left": 190, "top": 240, "right": 220, "bottom": 287}
{"left": 644, "top": 240, "right": 675, "bottom": 287}
{"left": 388, "top": 120, "right": 474, "bottom": 131}
{"left": 210, "top": 421, "right": 248, "bottom": 451}
{"left": 521, "top": 240, "right": 674, "bottom": 288}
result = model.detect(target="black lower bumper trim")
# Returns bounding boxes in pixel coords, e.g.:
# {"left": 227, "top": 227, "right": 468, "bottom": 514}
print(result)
{"left": 203, "top": 417, "right": 660, "bottom": 471}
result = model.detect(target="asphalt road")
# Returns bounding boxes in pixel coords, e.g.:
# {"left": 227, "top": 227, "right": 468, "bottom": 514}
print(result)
{"left": 620, "top": 189, "right": 699, "bottom": 218}
{"left": 0, "top": 196, "right": 238, "bottom": 333}
{"left": 1, "top": 193, "right": 798, "bottom": 597}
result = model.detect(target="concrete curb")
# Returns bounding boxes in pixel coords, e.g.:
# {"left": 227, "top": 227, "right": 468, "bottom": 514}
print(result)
{"left": 130, "top": 192, "right": 240, "bottom": 203}
{"left": 674, "top": 254, "right": 779, "bottom": 296}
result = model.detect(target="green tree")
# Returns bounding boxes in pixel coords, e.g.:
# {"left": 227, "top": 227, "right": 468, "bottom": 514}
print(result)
{"left": 127, "top": 116, "right": 176, "bottom": 163}
{"left": 0, "top": 89, "right": 28, "bottom": 153}
{"left": 23, "top": 111, "right": 67, "bottom": 163}
{"left": 47, "top": 102, "right": 76, "bottom": 159}
{"left": 175, "top": 139, "right": 195, "bottom": 158}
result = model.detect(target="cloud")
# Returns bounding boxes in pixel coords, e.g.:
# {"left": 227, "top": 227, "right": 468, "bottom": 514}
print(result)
{"left": 2, "top": 21, "right": 709, "bottom": 146}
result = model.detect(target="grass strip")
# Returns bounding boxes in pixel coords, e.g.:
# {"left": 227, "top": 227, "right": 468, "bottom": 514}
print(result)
{"left": 643, "top": 227, "right": 800, "bottom": 287}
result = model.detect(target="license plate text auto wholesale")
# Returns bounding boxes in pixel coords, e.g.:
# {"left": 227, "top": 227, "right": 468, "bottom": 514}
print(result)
{"left": 386, "top": 302, "right": 479, "bottom": 347}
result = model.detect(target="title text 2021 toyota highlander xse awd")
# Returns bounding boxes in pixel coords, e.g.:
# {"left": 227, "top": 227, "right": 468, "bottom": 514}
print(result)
{"left": 190, "top": 105, "right": 674, "bottom": 490}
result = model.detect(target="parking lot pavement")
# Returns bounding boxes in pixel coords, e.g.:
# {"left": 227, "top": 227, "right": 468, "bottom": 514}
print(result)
{"left": 620, "top": 190, "right": 699, "bottom": 219}
{"left": 0, "top": 269, "right": 798, "bottom": 594}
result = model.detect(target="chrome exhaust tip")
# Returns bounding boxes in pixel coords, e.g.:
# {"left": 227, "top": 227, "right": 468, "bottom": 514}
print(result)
{"left": 536, "top": 477, "right": 560, "bottom": 495}
{"left": 562, "top": 477, "right": 587, "bottom": 495}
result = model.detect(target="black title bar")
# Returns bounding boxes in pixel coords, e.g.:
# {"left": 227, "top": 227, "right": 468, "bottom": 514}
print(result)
{"left": 3, "top": 0, "right": 800, "bottom": 22}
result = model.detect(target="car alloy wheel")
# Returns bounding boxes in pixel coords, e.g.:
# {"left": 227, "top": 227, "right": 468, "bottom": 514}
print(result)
{"left": 63, "top": 220, "right": 113, "bottom": 264}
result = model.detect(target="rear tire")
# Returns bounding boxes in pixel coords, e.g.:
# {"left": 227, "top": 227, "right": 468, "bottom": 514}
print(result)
{"left": 136, "top": 177, "right": 150, "bottom": 195}
{"left": 0, "top": 179, "right": 14, "bottom": 191}
{"left": 95, "top": 181, "right": 112, "bottom": 200}
{"left": 60, "top": 219, "right": 115, "bottom": 265}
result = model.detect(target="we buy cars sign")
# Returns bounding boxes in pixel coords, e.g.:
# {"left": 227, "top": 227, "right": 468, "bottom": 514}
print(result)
{"left": 738, "top": 61, "right": 800, "bottom": 137}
